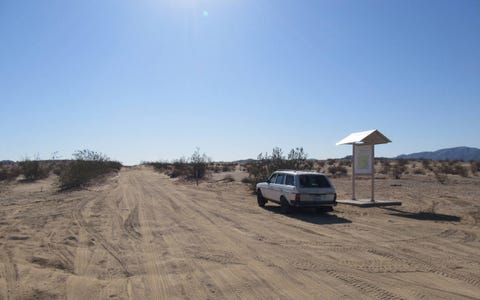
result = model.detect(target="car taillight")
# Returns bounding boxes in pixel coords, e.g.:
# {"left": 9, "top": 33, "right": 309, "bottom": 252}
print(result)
{"left": 295, "top": 194, "right": 301, "bottom": 201}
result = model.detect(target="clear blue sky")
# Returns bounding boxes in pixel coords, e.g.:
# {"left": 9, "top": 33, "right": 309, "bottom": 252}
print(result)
{"left": 1, "top": 0, "right": 479, "bottom": 165}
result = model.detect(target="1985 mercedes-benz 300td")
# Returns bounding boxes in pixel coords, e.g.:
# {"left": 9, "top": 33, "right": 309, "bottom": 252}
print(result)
{"left": 256, "top": 170, "right": 337, "bottom": 214}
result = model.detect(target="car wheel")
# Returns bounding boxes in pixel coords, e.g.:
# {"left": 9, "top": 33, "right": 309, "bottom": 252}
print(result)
{"left": 280, "top": 197, "right": 291, "bottom": 214}
{"left": 257, "top": 190, "right": 267, "bottom": 207}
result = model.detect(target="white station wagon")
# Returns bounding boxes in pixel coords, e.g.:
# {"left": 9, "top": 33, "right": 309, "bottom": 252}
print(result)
{"left": 256, "top": 170, "right": 337, "bottom": 214}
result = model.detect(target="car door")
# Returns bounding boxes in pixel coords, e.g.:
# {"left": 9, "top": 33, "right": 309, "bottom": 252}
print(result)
{"left": 262, "top": 173, "right": 277, "bottom": 200}
{"left": 271, "top": 173, "right": 286, "bottom": 201}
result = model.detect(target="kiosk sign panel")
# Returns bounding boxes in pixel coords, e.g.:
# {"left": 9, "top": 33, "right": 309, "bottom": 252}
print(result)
{"left": 354, "top": 144, "right": 373, "bottom": 175}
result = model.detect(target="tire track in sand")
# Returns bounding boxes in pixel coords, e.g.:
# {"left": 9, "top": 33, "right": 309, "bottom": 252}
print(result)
{"left": 71, "top": 193, "right": 132, "bottom": 277}
{"left": 0, "top": 247, "right": 17, "bottom": 300}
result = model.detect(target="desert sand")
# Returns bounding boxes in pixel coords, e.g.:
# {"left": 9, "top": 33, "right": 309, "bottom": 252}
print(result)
{"left": 1, "top": 166, "right": 479, "bottom": 299}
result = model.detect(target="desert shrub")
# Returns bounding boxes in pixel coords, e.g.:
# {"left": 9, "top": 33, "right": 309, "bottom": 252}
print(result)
{"left": 0, "top": 165, "right": 21, "bottom": 181}
{"left": 392, "top": 161, "right": 407, "bottom": 179}
{"left": 167, "top": 157, "right": 187, "bottom": 178}
{"left": 380, "top": 160, "right": 391, "bottom": 175}
{"left": 58, "top": 150, "right": 122, "bottom": 190}
{"left": 246, "top": 147, "right": 309, "bottom": 191}
{"left": 396, "top": 159, "right": 409, "bottom": 169}
{"left": 454, "top": 165, "right": 469, "bottom": 177}
{"left": 471, "top": 161, "right": 480, "bottom": 176}
{"left": 241, "top": 177, "right": 251, "bottom": 184}
{"left": 222, "top": 164, "right": 235, "bottom": 172}
{"left": 327, "top": 165, "right": 348, "bottom": 177}
{"left": 421, "top": 159, "right": 432, "bottom": 171}
{"left": 73, "top": 149, "right": 110, "bottom": 161}
{"left": 437, "top": 161, "right": 469, "bottom": 177}
{"left": 147, "top": 150, "right": 211, "bottom": 184}
{"left": 413, "top": 168, "right": 426, "bottom": 175}
{"left": 434, "top": 171, "right": 448, "bottom": 185}
{"left": 208, "top": 162, "right": 234, "bottom": 173}
{"left": 190, "top": 148, "right": 210, "bottom": 184}
{"left": 20, "top": 159, "right": 49, "bottom": 181}
{"left": 148, "top": 161, "right": 170, "bottom": 172}
{"left": 222, "top": 174, "right": 235, "bottom": 182}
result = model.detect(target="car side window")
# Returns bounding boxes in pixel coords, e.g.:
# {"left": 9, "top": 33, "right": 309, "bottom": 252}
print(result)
{"left": 275, "top": 174, "right": 285, "bottom": 184}
{"left": 285, "top": 175, "right": 294, "bottom": 186}
{"left": 268, "top": 174, "right": 277, "bottom": 183}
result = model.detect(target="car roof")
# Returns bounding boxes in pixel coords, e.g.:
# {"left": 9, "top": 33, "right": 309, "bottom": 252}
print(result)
{"left": 273, "top": 170, "right": 327, "bottom": 176}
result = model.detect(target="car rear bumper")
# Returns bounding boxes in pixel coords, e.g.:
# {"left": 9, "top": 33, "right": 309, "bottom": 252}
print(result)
{"left": 290, "top": 200, "right": 337, "bottom": 207}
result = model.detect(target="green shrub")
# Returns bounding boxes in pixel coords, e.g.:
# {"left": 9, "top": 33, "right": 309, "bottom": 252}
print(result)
{"left": 58, "top": 150, "right": 122, "bottom": 190}
{"left": 190, "top": 148, "right": 209, "bottom": 184}
{"left": 148, "top": 149, "right": 211, "bottom": 184}
{"left": 246, "top": 147, "right": 309, "bottom": 191}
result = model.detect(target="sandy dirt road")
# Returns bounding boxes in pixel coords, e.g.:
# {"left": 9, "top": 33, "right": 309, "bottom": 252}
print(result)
{"left": 1, "top": 166, "right": 479, "bottom": 299}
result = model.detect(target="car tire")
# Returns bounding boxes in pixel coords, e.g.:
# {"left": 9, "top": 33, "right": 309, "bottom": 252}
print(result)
{"left": 280, "top": 197, "right": 291, "bottom": 214}
{"left": 257, "top": 190, "right": 267, "bottom": 207}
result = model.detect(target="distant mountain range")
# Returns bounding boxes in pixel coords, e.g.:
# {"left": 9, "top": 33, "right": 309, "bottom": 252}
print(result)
{"left": 397, "top": 147, "right": 480, "bottom": 161}
{"left": 0, "top": 160, "right": 15, "bottom": 165}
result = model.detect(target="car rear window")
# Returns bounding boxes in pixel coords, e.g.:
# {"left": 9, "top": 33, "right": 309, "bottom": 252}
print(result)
{"left": 299, "top": 175, "right": 331, "bottom": 188}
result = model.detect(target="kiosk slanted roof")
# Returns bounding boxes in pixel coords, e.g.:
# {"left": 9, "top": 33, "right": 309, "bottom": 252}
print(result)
{"left": 336, "top": 129, "right": 391, "bottom": 145}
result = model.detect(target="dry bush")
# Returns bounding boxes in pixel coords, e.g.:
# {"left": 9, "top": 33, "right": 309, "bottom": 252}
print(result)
{"left": 327, "top": 165, "right": 348, "bottom": 177}
{"left": 0, "top": 164, "right": 21, "bottom": 181}
{"left": 241, "top": 177, "right": 251, "bottom": 184}
{"left": 436, "top": 161, "right": 469, "bottom": 177}
{"left": 413, "top": 168, "right": 426, "bottom": 175}
{"left": 58, "top": 150, "right": 122, "bottom": 190}
{"left": 434, "top": 171, "right": 448, "bottom": 185}
{"left": 222, "top": 163, "right": 236, "bottom": 172}
{"left": 421, "top": 159, "right": 433, "bottom": 171}
{"left": 471, "top": 161, "right": 480, "bottom": 176}
{"left": 20, "top": 159, "right": 50, "bottom": 181}
{"left": 146, "top": 149, "right": 211, "bottom": 184}
{"left": 380, "top": 160, "right": 391, "bottom": 175}
{"left": 392, "top": 162, "right": 407, "bottom": 179}
{"left": 222, "top": 174, "right": 235, "bottom": 182}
